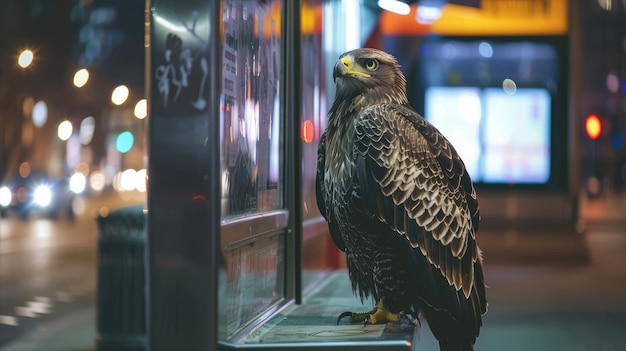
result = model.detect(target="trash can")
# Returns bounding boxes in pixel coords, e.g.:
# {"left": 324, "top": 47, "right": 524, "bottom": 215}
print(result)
{"left": 95, "top": 204, "right": 147, "bottom": 351}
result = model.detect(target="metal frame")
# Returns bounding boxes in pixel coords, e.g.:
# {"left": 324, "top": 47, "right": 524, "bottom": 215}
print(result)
{"left": 282, "top": 0, "right": 303, "bottom": 306}
{"left": 146, "top": 0, "right": 221, "bottom": 349}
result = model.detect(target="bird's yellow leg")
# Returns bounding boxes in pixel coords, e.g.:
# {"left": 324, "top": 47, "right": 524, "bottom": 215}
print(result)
{"left": 337, "top": 299, "right": 400, "bottom": 324}
{"left": 367, "top": 299, "right": 400, "bottom": 324}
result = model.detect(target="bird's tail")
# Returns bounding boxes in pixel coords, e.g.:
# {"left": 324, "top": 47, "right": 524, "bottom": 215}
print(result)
{"left": 438, "top": 339, "right": 474, "bottom": 351}
{"left": 425, "top": 308, "right": 476, "bottom": 351}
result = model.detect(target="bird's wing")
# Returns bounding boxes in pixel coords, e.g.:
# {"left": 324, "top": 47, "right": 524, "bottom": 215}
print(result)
{"left": 316, "top": 132, "right": 346, "bottom": 251}
{"left": 353, "top": 102, "right": 482, "bottom": 299}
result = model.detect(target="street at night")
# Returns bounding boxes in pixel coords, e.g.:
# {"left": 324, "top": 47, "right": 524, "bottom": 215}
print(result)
{"left": 2, "top": 1, "right": 626, "bottom": 350}
{"left": 0, "top": 192, "right": 144, "bottom": 350}
{"left": 0, "top": 193, "right": 624, "bottom": 350}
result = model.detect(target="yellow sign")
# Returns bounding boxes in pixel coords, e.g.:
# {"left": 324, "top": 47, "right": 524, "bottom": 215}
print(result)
{"left": 381, "top": 0, "right": 568, "bottom": 36}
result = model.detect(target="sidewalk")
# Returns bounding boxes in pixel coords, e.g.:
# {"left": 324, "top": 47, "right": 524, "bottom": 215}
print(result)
{"left": 579, "top": 190, "right": 626, "bottom": 223}
{"left": 1, "top": 192, "right": 624, "bottom": 351}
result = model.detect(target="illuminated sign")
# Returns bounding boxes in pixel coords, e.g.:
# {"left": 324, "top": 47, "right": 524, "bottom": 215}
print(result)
{"left": 381, "top": 0, "right": 568, "bottom": 36}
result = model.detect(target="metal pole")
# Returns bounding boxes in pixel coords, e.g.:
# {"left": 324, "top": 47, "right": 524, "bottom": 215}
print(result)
{"left": 283, "top": 0, "right": 303, "bottom": 304}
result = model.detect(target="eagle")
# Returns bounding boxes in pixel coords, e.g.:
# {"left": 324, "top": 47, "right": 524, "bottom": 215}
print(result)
{"left": 315, "top": 48, "right": 487, "bottom": 351}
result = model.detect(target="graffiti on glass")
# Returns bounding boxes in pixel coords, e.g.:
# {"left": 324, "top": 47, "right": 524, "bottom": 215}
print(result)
{"left": 154, "top": 11, "right": 208, "bottom": 111}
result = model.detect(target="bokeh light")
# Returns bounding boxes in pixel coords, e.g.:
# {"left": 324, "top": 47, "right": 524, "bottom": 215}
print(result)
{"left": 79, "top": 116, "right": 95, "bottom": 145}
{"left": 18, "top": 50, "right": 33, "bottom": 68}
{"left": 0, "top": 186, "right": 11, "bottom": 207}
{"left": 502, "top": 79, "right": 517, "bottom": 95}
{"left": 136, "top": 169, "right": 147, "bottom": 192}
{"left": 58, "top": 120, "right": 73, "bottom": 141}
{"left": 111, "top": 85, "right": 129, "bottom": 105}
{"left": 33, "top": 185, "right": 52, "bottom": 207}
{"left": 73, "top": 68, "right": 90, "bottom": 88}
{"left": 19, "top": 162, "right": 31, "bottom": 178}
{"left": 606, "top": 72, "right": 619, "bottom": 93}
{"left": 89, "top": 171, "right": 106, "bottom": 192}
{"left": 378, "top": 0, "right": 410, "bottom": 15}
{"left": 585, "top": 114, "right": 602, "bottom": 140}
{"left": 120, "top": 169, "right": 138, "bottom": 191}
{"left": 134, "top": 99, "right": 147, "bottom": 119}
{"left": 301, "top": 120, "right": 314, "bottom": 143}
{"left": 116, "top": 131, "right": 134, "bottom": 153}
{"left": 478, "top": 42, "right": 493, "bottom": 58}
{"left": 32, "top": 101, "right": 48, "bottom": 127}
{"left": 69, "top": 173, "right": 87, "bottom": 194}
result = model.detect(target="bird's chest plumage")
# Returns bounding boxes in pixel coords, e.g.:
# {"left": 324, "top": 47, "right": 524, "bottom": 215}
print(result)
{"left": 322, "top": 113, "right": 386, "bottom": 259}
{"left": 323, "top": 116, "right": 358, "bottom": 199}
{"left": 321, "top": 99, "right": 412, "bottom": 303}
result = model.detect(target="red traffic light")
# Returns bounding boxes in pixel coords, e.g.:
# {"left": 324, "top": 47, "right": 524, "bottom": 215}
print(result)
{"left": 585, "top": 114, "right": 602, "bottom": 140}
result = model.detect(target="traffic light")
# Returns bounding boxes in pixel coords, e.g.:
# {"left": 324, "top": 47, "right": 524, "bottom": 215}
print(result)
{"left": 585, "top": 114, "right": 602, "bottom": 140}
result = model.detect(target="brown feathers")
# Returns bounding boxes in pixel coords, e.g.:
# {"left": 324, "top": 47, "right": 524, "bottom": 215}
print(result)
{"left": 316, "top": 48, "right": 487, "bottom": 350}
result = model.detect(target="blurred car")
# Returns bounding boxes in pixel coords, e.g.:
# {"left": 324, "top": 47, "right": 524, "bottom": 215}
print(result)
{"left": 0, "top": 171, "right": 80, "bottom": 220}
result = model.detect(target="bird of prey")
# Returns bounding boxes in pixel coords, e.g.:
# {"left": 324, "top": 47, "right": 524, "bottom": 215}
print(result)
{"left": 315, "top": 48, "right": 487, "bottom": 351}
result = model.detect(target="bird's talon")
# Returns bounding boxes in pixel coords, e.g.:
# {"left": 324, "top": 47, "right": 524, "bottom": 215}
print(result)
{"left": 337, "top": 311, "right": 353, "bottom": 325}
{"left": 337, "top": 310, "right": 373, "bottom": 324}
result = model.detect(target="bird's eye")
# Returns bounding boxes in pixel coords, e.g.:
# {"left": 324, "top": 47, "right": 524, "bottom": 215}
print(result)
{"left": 364, "top": 59, "right": 378, "bottom": 71}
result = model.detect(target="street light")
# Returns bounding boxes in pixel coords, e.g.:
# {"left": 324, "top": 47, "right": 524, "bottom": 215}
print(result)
{"left": 18, "top": 49, "right": 33, "bottom": 68}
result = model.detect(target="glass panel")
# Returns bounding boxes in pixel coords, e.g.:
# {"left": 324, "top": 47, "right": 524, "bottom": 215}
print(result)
{"left": 223, "top": 221, "right": 285, "bottom": 338}
{"left": 221, "top": 0, "right": 282, "bottom": 219}
{"left": 219, "top": 0, "right": 285, "bottom": 341}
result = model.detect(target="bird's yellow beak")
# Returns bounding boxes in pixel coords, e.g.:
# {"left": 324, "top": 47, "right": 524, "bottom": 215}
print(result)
{"left": 334, "top": 56, "right": 371, "bottom": 82}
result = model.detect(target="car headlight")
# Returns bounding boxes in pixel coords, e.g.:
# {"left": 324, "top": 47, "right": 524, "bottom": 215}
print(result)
{"left": 34, "top": 185, "right": 52, "bottom": 207}
{"left": 0, "top": 186, "right": 11, "bottom": 207}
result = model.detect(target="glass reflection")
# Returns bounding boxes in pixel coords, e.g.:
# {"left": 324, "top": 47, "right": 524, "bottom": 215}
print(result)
{"left": 221, "top": 0, "right": 282, "bottom": 218}
{"left": 219, "top": 0, "right": 283, "bottom": 340}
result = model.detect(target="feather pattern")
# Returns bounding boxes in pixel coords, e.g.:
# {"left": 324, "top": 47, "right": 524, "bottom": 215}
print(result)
{"left": 316, "top": 48, "right": 487, "bottom": 351}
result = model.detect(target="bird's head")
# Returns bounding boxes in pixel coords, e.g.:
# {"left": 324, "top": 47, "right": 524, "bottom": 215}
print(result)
{"left": 332, "top": 48, "right": 408, "bottom": 106}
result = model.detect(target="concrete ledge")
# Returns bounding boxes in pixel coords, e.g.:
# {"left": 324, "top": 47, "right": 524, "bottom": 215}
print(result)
{"left": 230, "top": 272, "right": 417, "bottom": 350}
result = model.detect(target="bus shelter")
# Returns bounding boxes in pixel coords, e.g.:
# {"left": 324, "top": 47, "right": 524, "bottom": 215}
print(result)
{"left": 146, "top": 1, "right": 580, "bottom": 350}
